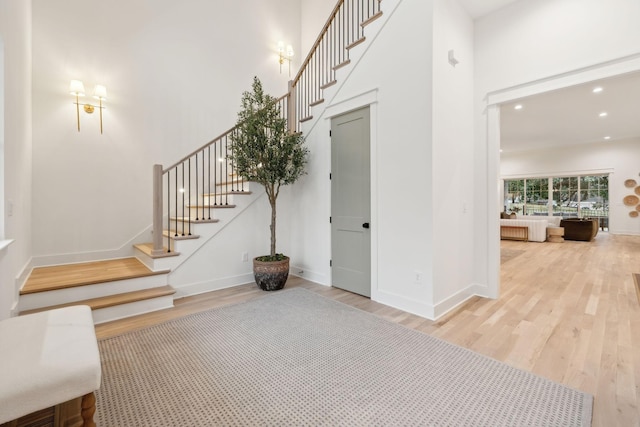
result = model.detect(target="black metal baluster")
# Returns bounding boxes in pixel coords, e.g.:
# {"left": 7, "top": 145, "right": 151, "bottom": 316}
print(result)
{"left": 174, "top": 166, "right": 178, "bottom": 237}
{"left": 195, "top": 152, "right": 199, "bottom": 220}
{"left": 225, "top": 139, "right": 229, "bottom": 205}
{"left": 188, "top": 158, "right": 192, "bottom": 235}
{"left": 207, "top": 145, "right": 211, "bottom": 219}
{"left": 201, "top": 149, "right": 205, "bottom": 220}
{"left": 181, "top": 162, "right": 185, "bottom": 236}
{"left": 166, "top": 172, "right": 171, "bottom": 253}
{"left": 213, "top": 142, "right": 218, "bottom": 205}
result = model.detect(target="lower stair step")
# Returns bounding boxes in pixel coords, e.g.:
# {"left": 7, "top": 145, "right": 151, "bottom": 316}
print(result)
{"left": 134, "top": 243, "right": 181, "bottom": 258}
{"left": 21, "top": 285, "right": 176, "bottom": 314}
{"left": 21, "top": 258, "right": 169, "bottom": 295}
{"left": 20, "top": 285, "right": 176, "bottom": 324}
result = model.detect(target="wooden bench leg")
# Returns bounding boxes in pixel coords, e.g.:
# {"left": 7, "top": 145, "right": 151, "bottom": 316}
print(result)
{"left": 81, "top": 392, "right": 96, "bottom": 427}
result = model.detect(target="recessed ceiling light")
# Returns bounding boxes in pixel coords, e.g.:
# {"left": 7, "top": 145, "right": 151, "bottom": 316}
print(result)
{"left": 592, "top": 87, "right": 603, "bottom": 93}
{"left": 604, "top": 136, "right": 611, "bottom": 140}
{"left": 500, "top": 149, "right": 504, "bottom": 153}
{"left": 514, "top": 104, "right": 523, "bottom": 110}
{"left": 599, "top": 112, "right": 608, "bottom": 117}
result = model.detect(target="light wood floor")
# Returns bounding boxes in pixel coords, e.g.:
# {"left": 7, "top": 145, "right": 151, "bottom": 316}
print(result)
{"left": 96, "top": 232, "right": 640, "bottom": 426}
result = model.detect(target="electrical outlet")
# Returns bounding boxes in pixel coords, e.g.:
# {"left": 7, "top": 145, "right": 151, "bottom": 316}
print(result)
{"left": 241, "top": 252, "right": 249, "bottom": 262}
{"left": 414, "top": 271, "right": 423, "bottom": 284}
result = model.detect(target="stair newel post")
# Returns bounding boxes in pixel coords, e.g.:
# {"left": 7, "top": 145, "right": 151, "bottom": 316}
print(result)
{"left": 287, "top": 80, "right": 296, "bottom": 134}
{"left": 166, "top": 172, "right": 171, "bottom": 253}
{"left": 152, "top": 164, "right": 165, "bottom": 256}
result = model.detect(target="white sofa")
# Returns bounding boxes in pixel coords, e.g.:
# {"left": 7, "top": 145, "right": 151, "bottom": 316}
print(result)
{"left": 500, "top": 215, "right": 561, "bottom": 242}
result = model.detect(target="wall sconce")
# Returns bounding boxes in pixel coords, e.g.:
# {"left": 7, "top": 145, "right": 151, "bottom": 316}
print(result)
{"left": 278, "top": 41, "right": 294, "bottom": 76}
{"left": 70, "top": 80, "right": 107, "bottom": 134}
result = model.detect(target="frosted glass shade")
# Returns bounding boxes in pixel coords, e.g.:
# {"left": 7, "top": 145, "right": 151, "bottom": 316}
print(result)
{"left": 69, "top": 80, "right": 85, "bottom": 96}
{"left": 93, "top": 85, "right": 107, "bottom": 100}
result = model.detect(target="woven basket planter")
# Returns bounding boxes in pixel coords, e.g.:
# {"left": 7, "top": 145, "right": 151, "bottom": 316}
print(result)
{"left": 253, "top": 256, "right": 289, "bottom": 291}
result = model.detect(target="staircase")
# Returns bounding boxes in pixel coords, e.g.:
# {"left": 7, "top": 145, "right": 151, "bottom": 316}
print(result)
{"left": 19, "top": 0, "right": 390, "bottom": 324}
{"left": 19, "top": 258, "right": 174, "bottom": 324}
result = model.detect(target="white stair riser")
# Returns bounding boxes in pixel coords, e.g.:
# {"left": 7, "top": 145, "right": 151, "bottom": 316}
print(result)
{"left": 136, "top": 190, "right": 262, "bottom": 271}
{"left": 92, "top": 295, "right": 175, "bottom": 325}
{"left": 19, "top": 274, "right": 169, "bottom": 311}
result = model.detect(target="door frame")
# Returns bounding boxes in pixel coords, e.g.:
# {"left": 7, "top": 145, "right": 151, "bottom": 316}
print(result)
{"left": 484, "top": 53, "right": 640, "bottom": 299}
{"left": 325, "top": 89, "right": 378, "bottom": 300}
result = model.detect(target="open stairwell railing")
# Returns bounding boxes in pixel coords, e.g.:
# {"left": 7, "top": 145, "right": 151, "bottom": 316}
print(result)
{"left": 151, "top": 0, "right": 382, "bottom": 255}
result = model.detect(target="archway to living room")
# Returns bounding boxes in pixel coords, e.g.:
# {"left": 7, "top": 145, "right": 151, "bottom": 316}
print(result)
{"left": 485, "top": 53, "right": 640, "bottom": 299}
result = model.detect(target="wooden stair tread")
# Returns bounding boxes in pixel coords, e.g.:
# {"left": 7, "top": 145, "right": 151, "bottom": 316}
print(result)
{"left": 361, "top": 10, "right": 383, "bottom": 27}
{"left": 162, "top": 230, "right": 200, "bottom": 240}
{"left": 186, "top": 204, "right": 236, "bottom": 209}
{"left": 202, "top": 191, "right": 252, "bottom": 196}
{"left": 333, "top": 59, "right": 351, "bottom": 71}
{"left": 20, "top": 285, "right": 176, "bottom": 315}
{"left": 21, "top": 258, "right": 170, "bottom": 295}
{"left": 169, "top": 217, "right": 220, "bottom": 224}
{"left": 134, "top": 243, "right": 181, "bottom": 258}
{"left": 346, "top": 37, "right": 366, "bottom": 50}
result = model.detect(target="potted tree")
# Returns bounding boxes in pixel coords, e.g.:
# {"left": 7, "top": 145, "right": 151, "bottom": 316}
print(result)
{"left": 229, "top": 77, "right": 308, "bottom": 291}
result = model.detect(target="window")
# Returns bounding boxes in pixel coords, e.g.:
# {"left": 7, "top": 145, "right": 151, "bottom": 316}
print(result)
{"left": 525, "top": 178, "right": 548, "bottom": 215}
{"left": 504, "top": 174, "right": 608, "bottom": 229}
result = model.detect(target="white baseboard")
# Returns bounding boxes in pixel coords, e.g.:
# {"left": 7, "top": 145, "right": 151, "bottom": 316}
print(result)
{"left": 15, "top": 257, "right": 33, "bottom": 293}
{"left": 290, "top": 265, "right": 327, "bottom": 286}
{"left": 374, "top": 284, "right": 491, "bottom": 321}
{"left": 374, "top": 289, "right": 436, "bottom": 320}
{"left": 432, "top": 285, "right": 477, "bottom": 319}
{"left": 31, "top": 226, "right": 153, "bottom": 267}
{"left": 172, "top": 273, "right": 255, "bottom": 299}
{"left": 609, "top": 230, "right": 640, "bottom": 236}
{"left": 469, "top": 282, "right": 497, "bottom": 299}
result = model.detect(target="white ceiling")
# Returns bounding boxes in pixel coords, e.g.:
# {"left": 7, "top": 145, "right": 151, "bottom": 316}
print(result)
{"left": 458, "top": 0, "right": 520, "bottom": 19}
{"left": 500, "top": 71, "right": 640, "bottom": 153}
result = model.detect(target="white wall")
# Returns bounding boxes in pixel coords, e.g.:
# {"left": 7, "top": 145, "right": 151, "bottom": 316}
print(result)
{"left": 501, "top": 138, "right": 640, "bottom": 236}
{"left": 0, "top": 0, "right": 33, "bottom": 320}
{"left": 473, "top": 0, "right": 640, "bottom": 296}
{"left": 285, "top": 0, "right": 476, "bottom": 319}
{"left": 168, "top": 193, "right": 272, "bottom": 295}
{"left": 300, "top": 0, "right": 335, "bottom": 56}
{"left": 30, "top": 0, "right": 301, "bottom": 263}
{"left": 431, "top": 0, "right": 475, "bottom": 307}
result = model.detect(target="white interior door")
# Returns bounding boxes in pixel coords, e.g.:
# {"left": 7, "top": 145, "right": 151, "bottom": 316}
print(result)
{"left": 331, "top": 107, "right": 371, "bottom": 297}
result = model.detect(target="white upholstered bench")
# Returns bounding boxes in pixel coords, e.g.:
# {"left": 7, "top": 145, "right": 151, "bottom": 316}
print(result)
{"left": 0, "top": 305, "right": 101, "bottom": 427}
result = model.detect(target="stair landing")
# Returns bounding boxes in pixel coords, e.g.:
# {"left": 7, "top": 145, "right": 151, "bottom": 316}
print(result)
{"left": 22, "top": 257, "right": 169, "bottom": 294}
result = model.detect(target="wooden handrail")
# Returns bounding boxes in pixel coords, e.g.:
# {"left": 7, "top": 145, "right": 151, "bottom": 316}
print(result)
{"left": 163, "top": 127, "right": 237, "bottom": 174}
{"left": 162, "top": 94, "right": 288, "bottom": 173}
{"left": 292, "top": 0, "right": 345, "bottom": 87}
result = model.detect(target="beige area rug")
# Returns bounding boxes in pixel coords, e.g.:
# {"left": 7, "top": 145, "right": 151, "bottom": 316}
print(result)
{"left": 96, "top": 288, "right": 592, "bottom": 426}
{"left": 501, "top": 248, "right": 525, "bottom": 264}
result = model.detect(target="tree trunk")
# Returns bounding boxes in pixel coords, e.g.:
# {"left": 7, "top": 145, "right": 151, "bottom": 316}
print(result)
{"left": 267, "top": 183, "right": 277, "bottom": 257}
